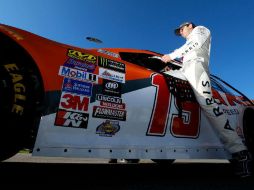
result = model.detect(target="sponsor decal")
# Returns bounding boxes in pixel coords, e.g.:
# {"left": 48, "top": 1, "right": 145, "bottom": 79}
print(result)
{"left": 102, "top": 79, "right": 121, "bottom": 97}
{"left": 98, "top": 57, "right": 125, "bottom": 73}
{"left": 4, "top": 63, "right": 26, "bottom": 115}
{"left": 67, "top": 49, "right": 97, "bottom": 63}
{"left": 59, "top": 92, "right": 90, "bottom": 113}
{"left": 223, "top": 108, "right": 239, "bottom": 115}
{"left": 62, "top": 78, "right": 92, "bottom": 96}
{"left": 92, "top": 106, "right": 126, "bottom": 121}
{"left": 99, "top": 68, "right": 125, "bottom": 83}
{"left": 64, "top": 58, "right": 96, "bottom": 73}
{"left": 96, "top": 120, "right": 120, "bottom": 137}
{"left": 100, "top": 101, "right": 125, "bottom": 110}
{"left": 55, "top": 109, "right": 89, "bottom": 128}
{"left": 97, "top": 49, "right": 120, "bottom": 58}
{"left": 59, "top": 66, "right": 98, "bottom": 83}
{"left": 236, "top": 126, "right": 244, "bottom": 138}
{"left": 201, "top": 80, "right": 223, "bottom": 117}
{"left": 96, "top": 94, "right": 122, "bottom": 104}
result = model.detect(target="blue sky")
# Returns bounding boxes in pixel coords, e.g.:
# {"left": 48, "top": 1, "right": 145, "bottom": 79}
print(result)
{"left": 1, "top": 0, "right": 254, "bottom": 99}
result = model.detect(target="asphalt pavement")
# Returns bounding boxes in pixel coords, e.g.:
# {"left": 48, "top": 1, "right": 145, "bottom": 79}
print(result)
{"left": 0, "top": 153, "right": 253, "bottom": 189}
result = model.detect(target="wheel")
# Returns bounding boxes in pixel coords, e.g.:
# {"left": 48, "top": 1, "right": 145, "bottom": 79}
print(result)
{"left": 0, "top": 35, "right": 41, "bottom": 161}
{"left": 124, "top": 159, "right": 140, "bottom": 163}
{"left": 243, "top": 108, "right": 254, "bottom": 156}
{"left": 151, "top": 159, "right": 175, "bottom": 164}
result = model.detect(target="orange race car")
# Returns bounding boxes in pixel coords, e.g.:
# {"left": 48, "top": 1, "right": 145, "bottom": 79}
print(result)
{"left": 0, "top": 23, "right": 254, "bottom": 164}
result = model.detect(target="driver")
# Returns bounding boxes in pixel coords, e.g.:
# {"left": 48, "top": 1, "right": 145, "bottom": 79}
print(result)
{"left": 161, "top": 22, "right": 253, "bottom": 177}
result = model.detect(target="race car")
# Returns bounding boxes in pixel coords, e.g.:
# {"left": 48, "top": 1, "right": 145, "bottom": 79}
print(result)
{"left": 0, "top": 23, "right": 254, "bottom": 163}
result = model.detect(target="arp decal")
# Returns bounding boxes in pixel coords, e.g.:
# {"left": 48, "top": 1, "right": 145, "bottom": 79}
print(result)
{"left": 97, "top": 49, "right": 120, "bottom": 58}
{"left": 96, "top": 120, "right": 120, "bottom": 137}
{"left": 59, "top": 66, "right": 98, "bottom": 83}
{"left": 102, "top": 79, "right": 121, "bottom": 97}
{"left": 98, "top": 57, "right": 125, "bottom": 73}
{"left": 64, "top": 58, "right": 96, "bottom": 73}
{"left": 62, "top": 78, "right": 92, "bottom": 97}
{"left": 99, "top": 68, "right": 125, "bottom": 83}
{"left": 4, "top": 63, "right": 26, "bottom": 115}
{"left": 59, "top": 92, "right": 90, "bottom": 113}
{"left": 55, "top": 109, "right": 89, "bottom": 128}
{"left": 92, "top": 106, "right": 126, "bottom": 121}
{"left": 67, "top": 49, "right": 97, "bottom": 64}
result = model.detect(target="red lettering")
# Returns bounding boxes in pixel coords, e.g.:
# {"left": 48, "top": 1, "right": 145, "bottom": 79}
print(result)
{"left": 212, "top": 89, "right": 227, "bottom": 106}
{"left": 170, "top": 99, "right": 200, "bottom": 138}
{"left": 60, "top": 93, "right": 89, "bottom": 112}
{"left": 147, "top": 74, "right": 171, "bottom": 136}
{"left": 226, "top": 94, "right": 242, "bottom": 106}
{"left": 147, "top": 73, "right": 201, "bottom": 138}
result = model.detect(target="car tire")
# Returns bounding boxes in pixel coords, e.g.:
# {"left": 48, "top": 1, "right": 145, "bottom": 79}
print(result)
{"left": 0, "top": 35, "right": 40, "bottom": 161}
{"left": 243, "top": 108, "right": 254, "bottom": 156}
{"left": 151, "top": 159, "right": 175, "bottom": 164}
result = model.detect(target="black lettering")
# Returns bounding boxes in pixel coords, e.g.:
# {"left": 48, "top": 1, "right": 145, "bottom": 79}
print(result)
{"left": 206, "top": 98, "right": 214, "bottom": 105}
{"left": 202, "top": 81, "right": 210, "bottom": 87}
{"left": 203, "top": 91, "right": 211, "bottom": 94}
{"left": 224, "top": 120, "right": 234, "bottom": 131}
{"left": 213, "top": 106, "right": 223, "bottom": 117}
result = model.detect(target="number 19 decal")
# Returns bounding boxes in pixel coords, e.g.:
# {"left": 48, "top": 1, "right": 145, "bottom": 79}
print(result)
{"left": 146, "top": 73, "right": 200, "bottom": 138}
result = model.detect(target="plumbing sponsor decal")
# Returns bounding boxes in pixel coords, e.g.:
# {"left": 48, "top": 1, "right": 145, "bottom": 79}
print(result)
{"left": 92, "top": 106, "right": 126, "bottom": 121}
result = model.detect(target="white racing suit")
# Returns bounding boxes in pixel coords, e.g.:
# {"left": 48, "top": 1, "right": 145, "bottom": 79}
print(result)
{"left": 164, "top": 26, "right": 246, "bottom": 154}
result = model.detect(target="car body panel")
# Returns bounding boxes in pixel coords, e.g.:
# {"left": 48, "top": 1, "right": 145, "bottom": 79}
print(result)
{"left": 0, "top": 23, "right": 253, "bottom": 160}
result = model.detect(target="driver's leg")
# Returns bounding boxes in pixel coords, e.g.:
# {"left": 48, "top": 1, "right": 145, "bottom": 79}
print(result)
{"left": 182, "top": 59, "right": 252, "bottom": 177}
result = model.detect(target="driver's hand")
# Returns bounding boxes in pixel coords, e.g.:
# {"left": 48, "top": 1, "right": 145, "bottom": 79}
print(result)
{"left": 164, "top": 66, "right": 171, "bottom": 72}
{"left": 161, "top": 54, "right": 172, "bottom": 63}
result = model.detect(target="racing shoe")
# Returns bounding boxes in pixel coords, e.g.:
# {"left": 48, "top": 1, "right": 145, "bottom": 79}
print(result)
{"left": 108, "top": 159, "right": 117, "bottom": 163}
{"left": 231, "top": 150, "right": 253, "bottom": 177}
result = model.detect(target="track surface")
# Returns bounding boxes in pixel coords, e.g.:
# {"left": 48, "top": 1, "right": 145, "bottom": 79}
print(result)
{"left": 0, "top": 153, "right": 253, "bottom": 189}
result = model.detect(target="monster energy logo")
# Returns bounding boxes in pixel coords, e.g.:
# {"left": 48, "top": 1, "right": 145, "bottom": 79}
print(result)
{"left": 98, "top": 57, "right": 125, "bottom": 73}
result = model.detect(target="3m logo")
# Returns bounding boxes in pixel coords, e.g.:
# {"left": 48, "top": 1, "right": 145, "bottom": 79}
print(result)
{"left": 55, "top": 109, "right": 89, "bottom": 128}
{"left": 59, "top": 92, "right": 90, "bottom": 113}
